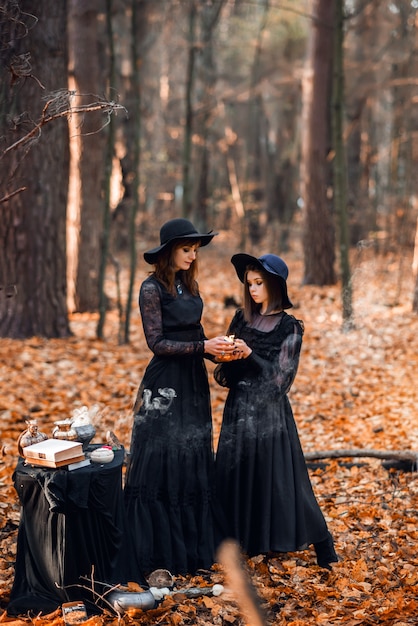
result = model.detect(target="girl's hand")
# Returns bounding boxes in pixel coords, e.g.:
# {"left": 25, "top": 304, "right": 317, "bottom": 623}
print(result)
{"left": 233, "top": 338, "right": 252, "bottom": 359}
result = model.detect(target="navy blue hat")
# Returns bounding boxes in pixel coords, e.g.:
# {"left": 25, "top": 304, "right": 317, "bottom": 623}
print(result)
{"left": 231, "top": 253, "right": 293, "bottom": 308}
{"left": 144, "top": 218, "right": 218, "bottom": 264}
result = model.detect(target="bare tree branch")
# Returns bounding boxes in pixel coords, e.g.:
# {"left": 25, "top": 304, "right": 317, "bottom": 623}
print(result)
{"left": 0, "top": 90, "right": 128, "bottom": 203}
{"left": 304, "top": 448, "right": 418, "bottom": 462}
{"left": 0, "top": 186, "right": 27, "bottom": 203}
{"left": 217, "top": 540, "right": 267, "bottom": 626}
{"left": 1, "top": 89, "right": 127, "bottom": 158}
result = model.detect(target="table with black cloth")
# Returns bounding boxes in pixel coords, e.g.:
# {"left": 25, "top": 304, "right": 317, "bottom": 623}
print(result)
{"left": 8, "top": 446, "right": 145, "bottom": 616}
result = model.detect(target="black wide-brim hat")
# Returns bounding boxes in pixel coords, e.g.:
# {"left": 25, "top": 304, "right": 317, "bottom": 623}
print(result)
{"left": 231, "top": 253, "right": 293, "bottom": 308}
{"left": 144, "top": 218, "right": 218, "bottom": 264}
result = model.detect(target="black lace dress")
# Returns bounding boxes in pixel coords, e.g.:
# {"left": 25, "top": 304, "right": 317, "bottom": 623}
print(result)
{"left": 124, "top": 274, "right": 218, "bottom": 575}
{"left": 214, "top": 309, "right": 337, "bottom": 563}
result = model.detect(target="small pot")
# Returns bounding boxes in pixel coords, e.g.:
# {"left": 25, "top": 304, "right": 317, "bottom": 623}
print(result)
{"left": 52, "top": 419, "right": 78, "bottom": 441}
{"left": 73, "top": 423, "right": 96, "bottom": 451}
{"left": 90, "top": 446, "right": 114, "bottom": 464}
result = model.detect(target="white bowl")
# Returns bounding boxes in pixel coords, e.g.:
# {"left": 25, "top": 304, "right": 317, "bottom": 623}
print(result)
{"left": 90, "top": 447, "right": 114, "bottom": 464}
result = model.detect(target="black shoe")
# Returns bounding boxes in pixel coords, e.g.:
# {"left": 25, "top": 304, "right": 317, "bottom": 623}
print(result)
{"left": 314, "top": 532, "right": 338, "bottom": 569}
{"left": 382, "top": 459, "right": 417, "bottom": 472}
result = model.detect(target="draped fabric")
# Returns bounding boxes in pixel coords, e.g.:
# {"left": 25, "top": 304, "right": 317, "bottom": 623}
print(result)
{"left": 215, "top": 310, "right": 334, "bottom": 558}
{"left": 8, "top": 448, "right": 145, "bottom": 616}
{"left": 124, "top": 275, "right": 219, "bottom": 575}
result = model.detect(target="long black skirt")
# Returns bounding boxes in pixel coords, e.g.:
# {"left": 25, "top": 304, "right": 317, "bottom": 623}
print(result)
{"left": 124, "top": 353, "right": 219, "bottom": 575}
{"left": 215, "top": 385, "right": 330, "bottom": 557}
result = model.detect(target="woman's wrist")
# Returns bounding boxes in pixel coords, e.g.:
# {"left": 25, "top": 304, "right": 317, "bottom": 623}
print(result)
{"left": 203, "top": 340, "right": 213, "bottom": 355}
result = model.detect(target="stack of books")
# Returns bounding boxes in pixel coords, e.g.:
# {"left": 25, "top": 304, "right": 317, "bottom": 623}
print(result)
{"left": 22, "top": 439, "right": 90, "bottom": 470}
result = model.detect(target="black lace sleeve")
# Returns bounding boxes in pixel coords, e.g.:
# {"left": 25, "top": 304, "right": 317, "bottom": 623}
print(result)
{"left": 139, "top": 280, "right": 205, "bottom": 356}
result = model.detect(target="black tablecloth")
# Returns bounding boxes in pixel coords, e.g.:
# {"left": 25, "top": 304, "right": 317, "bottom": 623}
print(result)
{"left": 8, "top": 446, "right": 145, "bottom": 616}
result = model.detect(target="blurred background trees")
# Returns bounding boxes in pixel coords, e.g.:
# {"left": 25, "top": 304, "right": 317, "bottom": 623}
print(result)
{"left": 1, "top": 0, "right": 418, "bottom": 339}
{"left": 0, "top": 0, "right": 71, "bottom": 338}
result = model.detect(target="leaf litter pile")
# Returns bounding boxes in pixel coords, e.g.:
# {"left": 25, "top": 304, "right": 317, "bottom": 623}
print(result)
{"left": 1, "top": 238, "right": 417, "bottom": 625}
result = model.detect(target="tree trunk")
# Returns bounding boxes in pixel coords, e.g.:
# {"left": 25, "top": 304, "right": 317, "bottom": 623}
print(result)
{"left": 182, "top": 0, "right": 197, "bottom": 219}
{"left": 122, "top": 0, "right": 146, "bottom": 344}
{"left": 97, "top": 0, "right": 115, "bottom": 339}
{"left": 244, "top": 0, "right": 269, "bottom": 250}
{"left": 331, "top": 0, "right": 353, "bottom": 328}
{"left": 0, "top": 0, "right": 71, "bottom": 338}
{"left": 344, "top": 2, "right": 379, "bottom": 244}
{"left": 300, "top": 0, "right": 336, "bottom": 285}
{"left": 193, "top": 0, "right": 225, "bottom": 231}
{"left": 413, "top": 216, "right": 418, "bottom": 312}
{"left": 67, "top": 0, "right": 106, "bottom": 313}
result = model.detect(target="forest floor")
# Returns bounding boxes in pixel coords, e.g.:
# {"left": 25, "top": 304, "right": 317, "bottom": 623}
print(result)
{"left": 1, "top": 233, "right": 418, "bottom": 625}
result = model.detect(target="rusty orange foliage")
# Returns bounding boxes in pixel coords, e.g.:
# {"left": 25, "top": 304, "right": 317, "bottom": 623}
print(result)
{"left": 1, "top": 242, "right": 418, "bottom": 624}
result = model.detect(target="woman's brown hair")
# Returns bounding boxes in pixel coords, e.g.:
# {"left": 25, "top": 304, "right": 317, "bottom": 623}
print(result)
{"left": 153, "top": 238, "right": 200, "bottom": 296}
{"left": 243, "top": 265, "right": 284, "bottom": 321}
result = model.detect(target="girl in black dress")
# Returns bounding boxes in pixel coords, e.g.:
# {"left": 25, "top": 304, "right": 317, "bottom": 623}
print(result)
{"left": 124, "top": 218, "right": 235, "bottom": 576}
{"left": 214, "top": 253, "right": 338, "bottom": 569}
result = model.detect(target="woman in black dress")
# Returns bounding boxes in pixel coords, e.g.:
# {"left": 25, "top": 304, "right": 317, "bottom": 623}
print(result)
{"left": 214, "top": 253, "right": 338, "bottom": 569}
{"left": 124, "top": 218, "right": 235, "bottom": 576}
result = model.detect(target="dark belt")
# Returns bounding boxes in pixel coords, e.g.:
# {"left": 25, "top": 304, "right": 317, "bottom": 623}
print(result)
{"left": 165, "top": 325, "right": 202, "bottom": 341}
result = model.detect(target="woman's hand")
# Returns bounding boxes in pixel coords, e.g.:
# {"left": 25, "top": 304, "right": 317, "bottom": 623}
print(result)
{"left": 204, "top": 336, "right": 237, "bottom": 359}
{"left": 233, "top": 338, "right": 252, "bottom": 359}
{"left": 204, "top": 336, "right": 252, "bottom": 360}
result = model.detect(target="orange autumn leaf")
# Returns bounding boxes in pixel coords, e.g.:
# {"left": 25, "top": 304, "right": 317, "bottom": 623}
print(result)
{"left": 166, "top": 612, "right": 183, "bottom": 626}
{"left": 1, "top": 248, "right": 418, "bottom": 625}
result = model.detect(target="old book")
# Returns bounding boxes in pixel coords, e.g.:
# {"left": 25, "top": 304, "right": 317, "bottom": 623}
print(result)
{"left": 24, "top": 454, "right": 86, "bottom": 469}
{"left": 67, "top": 458, "right": 91, "bottom": 471}
{"left": 23, "top": 438, "right": 83, "bottom": 463}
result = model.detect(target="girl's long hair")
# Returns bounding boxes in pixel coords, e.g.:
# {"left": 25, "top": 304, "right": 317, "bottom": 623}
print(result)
{"left": 243, "top": 265, "right": 284, "bottom": 321}
{"left": 153, "top": 238, "right": 200, "bottom": 296}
